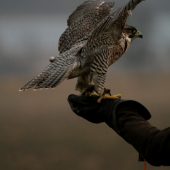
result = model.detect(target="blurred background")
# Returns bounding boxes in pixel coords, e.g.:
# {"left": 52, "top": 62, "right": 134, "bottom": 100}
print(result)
{"left": 1, "top": 0, "right": 170, "bottom": 169}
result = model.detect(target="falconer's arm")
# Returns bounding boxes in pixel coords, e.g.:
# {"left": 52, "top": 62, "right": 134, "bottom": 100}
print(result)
{"left": 68, "top": 94, "right": 170, "bottom": 166}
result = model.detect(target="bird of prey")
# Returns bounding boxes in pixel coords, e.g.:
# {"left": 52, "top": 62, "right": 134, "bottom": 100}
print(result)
{"left": 20, "top": 0, "right": 144, "bottom": 100}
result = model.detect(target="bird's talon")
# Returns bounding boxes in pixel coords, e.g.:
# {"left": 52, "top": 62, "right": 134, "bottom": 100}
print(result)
{"left": 97, "top": 93, "right": 121, "bottom": 103}
{"left": 85, "top": 90, "right": 99, "bottom": 97}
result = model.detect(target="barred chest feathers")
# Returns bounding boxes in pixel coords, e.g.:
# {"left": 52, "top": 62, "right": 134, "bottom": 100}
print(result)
{"left": 108, "top": 36, "right": 131, "bottom": 67}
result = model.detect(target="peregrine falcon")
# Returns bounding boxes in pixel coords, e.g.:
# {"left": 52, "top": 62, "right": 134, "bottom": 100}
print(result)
{"left": 20, "top": 0, "right": 144, "bottom": 99}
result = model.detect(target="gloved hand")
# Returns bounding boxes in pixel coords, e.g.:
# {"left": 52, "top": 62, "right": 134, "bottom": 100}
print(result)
{"left": 67, "top": 94, "right": 120, "bottom": 124}
{"left": 68, "top": 94, "right": 151, "bottom": 133}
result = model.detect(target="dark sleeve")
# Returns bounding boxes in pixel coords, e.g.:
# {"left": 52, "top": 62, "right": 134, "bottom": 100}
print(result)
{"left": 116, "top": 105, "right": 170, "bottom": 166}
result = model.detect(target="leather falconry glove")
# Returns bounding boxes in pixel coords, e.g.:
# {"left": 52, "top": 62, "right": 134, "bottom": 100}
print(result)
{"left": 67, "top": 94, "right": 151, "bottom": 134}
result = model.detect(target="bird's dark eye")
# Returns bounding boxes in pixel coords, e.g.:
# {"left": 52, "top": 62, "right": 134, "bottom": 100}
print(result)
{"left": 132, "top": 29, "right": 137, "bottom": 34}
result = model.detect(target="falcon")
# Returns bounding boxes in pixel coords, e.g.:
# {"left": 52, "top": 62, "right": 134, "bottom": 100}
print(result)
{"left": 20, "top": 0, "right": 144, "bottom": 101}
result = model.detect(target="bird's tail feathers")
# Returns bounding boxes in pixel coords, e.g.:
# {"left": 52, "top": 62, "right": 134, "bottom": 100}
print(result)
{"left": 20, "top": 55, "right": 76, "bottom": 91}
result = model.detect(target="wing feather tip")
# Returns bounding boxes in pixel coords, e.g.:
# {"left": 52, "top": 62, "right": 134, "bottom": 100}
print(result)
{"left": 19, "top": 87, "right": 29, "bottom": 92}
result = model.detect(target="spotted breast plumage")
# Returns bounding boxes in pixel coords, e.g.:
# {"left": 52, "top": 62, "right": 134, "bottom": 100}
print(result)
{"left": 20, "top": 0, "right": 144, "bottom": 97}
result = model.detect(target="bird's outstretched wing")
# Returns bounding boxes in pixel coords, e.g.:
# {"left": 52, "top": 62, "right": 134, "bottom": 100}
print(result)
{"left": 67, "top": 0, "right": 104, "bottom": 26}
{"left": 86, "top": 0, "right": 144, "bottom": 44}
{"left": 67, "top": 0, "right": 113, "bottom": 26}
{"left": 20, "top": 42, "right": 85, "bottom": 91}
{"left": 58, "top": 0, "right": 114, "bottom": 53}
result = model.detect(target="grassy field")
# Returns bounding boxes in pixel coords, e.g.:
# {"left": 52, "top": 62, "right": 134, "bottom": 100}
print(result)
{"left": 1, "top": 72, "right": 170, "bottom": 170}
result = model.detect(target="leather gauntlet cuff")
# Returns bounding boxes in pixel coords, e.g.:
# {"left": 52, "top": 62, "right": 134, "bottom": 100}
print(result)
{"left": 105, "top": 99, "right": 151, "bottom": 134}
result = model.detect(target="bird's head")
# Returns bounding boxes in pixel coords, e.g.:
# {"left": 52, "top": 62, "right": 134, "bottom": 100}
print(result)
{"left": 123, "top": 25, "right": 143, "bottom": 41}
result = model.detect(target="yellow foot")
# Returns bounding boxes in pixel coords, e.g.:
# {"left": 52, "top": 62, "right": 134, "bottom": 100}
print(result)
{"left": 97, "top": 93, "right": 121, "bottom": 103}
{"left": 85, "top": 90, "right": 99, "bottom": 97}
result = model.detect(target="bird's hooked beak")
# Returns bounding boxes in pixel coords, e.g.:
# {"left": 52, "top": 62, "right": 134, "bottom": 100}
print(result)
{"left": 136, "top": 30, "right": 143, "bottom": 38}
